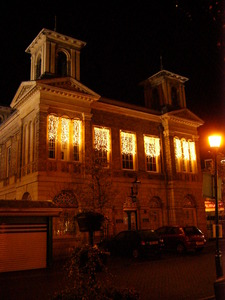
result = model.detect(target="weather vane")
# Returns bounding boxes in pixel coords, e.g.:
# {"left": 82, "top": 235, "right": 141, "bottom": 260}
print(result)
{"left": 160, "top": 55, "right": 163, "bottom": 70}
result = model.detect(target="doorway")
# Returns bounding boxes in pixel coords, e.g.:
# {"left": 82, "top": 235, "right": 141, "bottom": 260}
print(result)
{"left": 125, "top": 210, "right": 137, "bottom": 230}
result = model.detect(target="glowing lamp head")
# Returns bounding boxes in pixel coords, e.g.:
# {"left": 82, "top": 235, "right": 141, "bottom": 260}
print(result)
{"left": 208, "top": 135, "right": 222, "bottom": 148}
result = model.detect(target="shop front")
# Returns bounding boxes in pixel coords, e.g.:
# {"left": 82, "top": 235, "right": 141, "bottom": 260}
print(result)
{"left": 205, "top": 199, "right": 225, "bottom": 239}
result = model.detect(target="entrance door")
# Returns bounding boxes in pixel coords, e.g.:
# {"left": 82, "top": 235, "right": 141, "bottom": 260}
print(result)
{"left": 126, "top": 211, "right": 137, "bottom": 230}
{"left": 149, "top": 210, "right": 160, "bottom": 229}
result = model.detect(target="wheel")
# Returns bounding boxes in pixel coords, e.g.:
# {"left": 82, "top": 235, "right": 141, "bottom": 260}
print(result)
{"left": 132, "top": 249, "right": 139, "bottom": 258}
{"left": 176, "top": 243, "right": 186, "bottom": 254}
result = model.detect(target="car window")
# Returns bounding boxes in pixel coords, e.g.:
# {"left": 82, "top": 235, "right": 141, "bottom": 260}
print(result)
{"left": 114, "top": 231, "right": 126, "bottom": 241}
{"left": 156, "top": 227, "right": 167, "bottom": 234}
{"left": 184, "top": 226, "right": 202, "bottom": 235}
{"left": 139, "top": 230, "right": 156, "bottom": 239}
{"left": 126, "top": 231, "right": 138, "bottom": 242}
{"left": 168, "top": 227, "right": 176, "bottom": 234}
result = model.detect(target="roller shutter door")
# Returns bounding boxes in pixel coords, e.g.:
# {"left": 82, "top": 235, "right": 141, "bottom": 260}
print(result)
{"left": 0, "top": 224, "right": 47, "bottom": 272}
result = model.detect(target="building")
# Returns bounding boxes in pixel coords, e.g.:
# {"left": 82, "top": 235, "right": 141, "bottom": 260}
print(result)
{"left": 0, "top": 28, "right": 206, "bottom": 261}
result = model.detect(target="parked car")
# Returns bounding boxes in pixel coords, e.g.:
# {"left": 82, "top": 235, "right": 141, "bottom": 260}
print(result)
{"left": 155, "top": 225, "right": 206, "bottom": 254}
{"left": 99, "top": 229, "right": 164, "bottom": 259}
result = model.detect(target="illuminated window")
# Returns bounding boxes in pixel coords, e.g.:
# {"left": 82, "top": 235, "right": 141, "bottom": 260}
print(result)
{"left": 47, "top": 115, "right": 82, "bottom": 161}
{"left": 174, "top": 137, "right": 196, "bottom": 173}
{"left": 61, "top": 117, "right": 70, "bottom": 160}
{"left": 93, "top": 126, "right": 110, "bottom": 163}
{"left": 144, "top": 135, "right": 160, "bottom": 172}
{"left": 73, "top": 119, "right": 82, "bottom": 161}
{"left": 120, "top": 131, "right": 136, "bottom": 170}
{"left": 48, "top": 115, "right": 59, "bottom": 159}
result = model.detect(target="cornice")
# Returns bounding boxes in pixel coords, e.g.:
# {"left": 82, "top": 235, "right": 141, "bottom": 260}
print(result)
{"left": 162, "top": 115, "right": 203, "bottom": 127}
{"left": 25, "top": 28, "right": 86, "bottom": 54}
{"left": 11, "top": 82, "right": 38, "bottom": 109}
{"left": 39, "top": 83, "right": 99, "bottom": 103}
{"left": 140, "top": 69, "right": 189, "bottom": 86}
{"left": 161, "top": 108, "right": 204, "bottom": 128}
{"left": 92, "top": 101, "right": 161, "bottom": 123}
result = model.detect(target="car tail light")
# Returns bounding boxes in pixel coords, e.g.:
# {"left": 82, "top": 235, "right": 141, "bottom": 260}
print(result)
{"left": 141, "top": 241, "right": 146, "bottom": 246}
{"left": 160, "top": 238, "right": 164, "bottom": 244}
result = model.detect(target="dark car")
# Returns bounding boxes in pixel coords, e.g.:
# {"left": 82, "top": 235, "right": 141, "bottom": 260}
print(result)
{"left": 155, "top": 225, "right": 206, "bottom": 254}
{"left": 99, "top": 229, "right": 164, "bottom": 259}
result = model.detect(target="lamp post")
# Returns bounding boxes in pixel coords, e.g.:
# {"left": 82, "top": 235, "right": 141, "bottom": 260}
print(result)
{"left": 208, "top": 135, "right": 223, "bottom": 279}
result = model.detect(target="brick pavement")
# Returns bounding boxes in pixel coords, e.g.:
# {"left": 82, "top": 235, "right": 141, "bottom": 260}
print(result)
{"left": 0, "top": 240, "right": 224, "bottom": 300}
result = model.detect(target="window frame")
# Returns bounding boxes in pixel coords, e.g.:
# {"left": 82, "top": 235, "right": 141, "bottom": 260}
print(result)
{"left": 47, "top": 115, "right": 83, "bottom": 162}
{"left": 144, "top": 135, "right": 161, "bottom": 172}
{"left": 47, "top": 114, "right": 59, "bottom": 160}
{"left": 93, "top": 125, "right": 111, "bottom": 165}
{"left": 120, "top": 130, "right": 136, "bottom": 170}
{"left": 174, "top": 137, "right": 197, "bottom": 173}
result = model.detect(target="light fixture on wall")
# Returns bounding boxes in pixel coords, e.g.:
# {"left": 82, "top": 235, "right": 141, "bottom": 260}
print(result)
{"left": 129, "top": 177, "right": 141, "bottom": 202}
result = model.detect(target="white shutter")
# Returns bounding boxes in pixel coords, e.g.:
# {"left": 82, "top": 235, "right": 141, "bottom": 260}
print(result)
{"left": 0, "top": 224, "right": 47, "bottom": 272}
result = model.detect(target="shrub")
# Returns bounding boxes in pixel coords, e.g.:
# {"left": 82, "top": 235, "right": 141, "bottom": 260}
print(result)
{"left": 52, "top": 244, "right": 139, "bottom": 300}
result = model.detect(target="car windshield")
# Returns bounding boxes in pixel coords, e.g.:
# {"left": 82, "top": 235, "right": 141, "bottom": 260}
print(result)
{"left": 184, "top": 226, "right": 202, "bottom": 235}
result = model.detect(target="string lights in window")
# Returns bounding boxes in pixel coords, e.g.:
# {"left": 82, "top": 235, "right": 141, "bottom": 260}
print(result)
{"left": 94, "top": 127, "right": 110, "bottom": 151}
{"left": 174, "top": 137, "right": 196, "bottom": 161}
{"left": 48, "top": 115, "right": 59, "bottom": 141}
{"left": 189, "top": 141, "right": 196, "bottom": 161}
{"left": 182, "top": 140, "right": 189, "bottom": 160}
{"left": 144, "top": 136, "right": 160, "bottom": 157}
{"left": 61, "top": 118, "right": 70, "bottom": 144}
{"left": 73, "top": 119, "right": 82, "bottom": 146}
{"left": 174, "top": 138, "right": 182, "bottom": 159}
{"left": 121, "top": 131, "right": 136, "bottom": 155}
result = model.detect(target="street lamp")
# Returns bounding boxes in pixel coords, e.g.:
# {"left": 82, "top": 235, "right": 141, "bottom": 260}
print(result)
{"left": 208, "top": 135, "right": 223, "bottom": 279}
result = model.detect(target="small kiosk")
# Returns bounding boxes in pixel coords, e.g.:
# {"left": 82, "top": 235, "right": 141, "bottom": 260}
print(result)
{"left": 0, "top": 200, "right": 61, "bottom": 273}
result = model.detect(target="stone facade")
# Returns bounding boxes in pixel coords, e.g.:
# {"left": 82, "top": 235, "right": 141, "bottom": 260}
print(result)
{"left": 0, "top": 28, "right": 207, "bottom": 260}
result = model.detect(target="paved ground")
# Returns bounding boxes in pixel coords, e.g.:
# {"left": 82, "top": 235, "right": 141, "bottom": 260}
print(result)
{"left": 0, "top": 240, "right": 224, "bottom": 300}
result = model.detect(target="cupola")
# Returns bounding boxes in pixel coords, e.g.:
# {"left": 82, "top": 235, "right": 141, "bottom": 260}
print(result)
{"left": 140, "top": 70, "right": 188, "bottom": 112}
{"left": 25, "top": 28, "right": 86, "bottom": 81}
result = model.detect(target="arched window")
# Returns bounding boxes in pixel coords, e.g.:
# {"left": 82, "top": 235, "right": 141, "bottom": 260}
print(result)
{"left": 56, "top": 51, "right": 67, "bottom": 77}
{"left": 152, "top": 88, "right": 160, "bottom": 110}
{"left": 171, "top": 87, "right": 178, "bottom": 107}
{"left": 22, "top": 192, "right": 32, "bottom": 200}
{"left": 36, "top": 55, "right": 41, "bottom": 79}
{"left": 53, "top": 190, "right": 78, "bottom": 237}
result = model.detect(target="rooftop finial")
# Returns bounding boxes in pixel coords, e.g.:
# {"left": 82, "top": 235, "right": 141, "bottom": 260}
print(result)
{"left": 54, "top": 15, "right": 57, "bottom": 32}
{"left": 160, "top": 55, "right": 163, "bottom": 70}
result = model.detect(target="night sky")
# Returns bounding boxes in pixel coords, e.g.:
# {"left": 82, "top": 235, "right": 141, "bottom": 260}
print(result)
{"left": 0, "top": 1, "right": 224, "bottom": 152}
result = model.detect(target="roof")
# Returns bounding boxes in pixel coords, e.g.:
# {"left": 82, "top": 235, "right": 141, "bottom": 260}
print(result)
{"left": 0, "top": 200, "right": 62, "bottom": 217}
